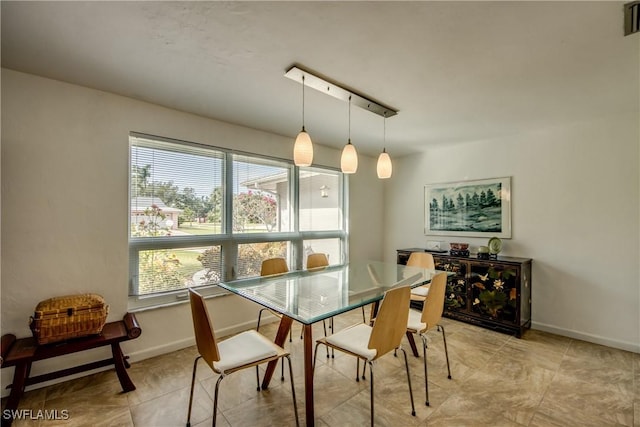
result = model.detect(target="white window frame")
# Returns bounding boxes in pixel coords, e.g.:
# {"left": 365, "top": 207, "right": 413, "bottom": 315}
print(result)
{"left": 128, "top": 132, "right": 348, "bottom": 311}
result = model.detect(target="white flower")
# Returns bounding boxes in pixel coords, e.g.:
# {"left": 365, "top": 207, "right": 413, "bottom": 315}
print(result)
{"left": 494, "top": 279, "right": 504, "bottom": 290}
{"left": 473, "top": 298, "right": 480, "bottom": 305}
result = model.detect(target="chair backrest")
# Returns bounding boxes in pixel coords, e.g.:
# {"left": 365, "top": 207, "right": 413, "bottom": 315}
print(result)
{"left": 368, "top": 285, "right": 411, "bottom": 360}
{"left": 260, "top": 258, "right": 289, "bottom": 276}
{"left": 188, "top": 288, "right": 220, "bottom": 370}
{"left": 306, "top": 253, "right": 329, "bottom": 269}
{"left": 420, "top": 272, "right": 447, "bottom": 330}
{"left": 407, "top": 252, "right": 435, "bottom": 269}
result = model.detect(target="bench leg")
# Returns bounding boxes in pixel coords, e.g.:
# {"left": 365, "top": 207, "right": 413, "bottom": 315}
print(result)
{"left": 2, "top": 361, "right": 30, "bottom": 427}
{"left": 110, "top": 343, "right": 135, "bottom": 392}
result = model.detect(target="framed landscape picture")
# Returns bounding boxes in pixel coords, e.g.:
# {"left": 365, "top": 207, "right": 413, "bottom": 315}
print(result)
{"left": 424, "top": 177, "right": 512, "bottom": 238}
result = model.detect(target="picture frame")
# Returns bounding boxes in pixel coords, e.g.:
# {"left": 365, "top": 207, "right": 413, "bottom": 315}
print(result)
{"left": 424, "top": 177, "right": 512, "bottom": 238}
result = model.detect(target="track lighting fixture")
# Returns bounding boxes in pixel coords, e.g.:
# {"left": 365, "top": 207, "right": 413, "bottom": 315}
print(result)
{"left": 285, "top": 66, "right": 398, "bottom": 175}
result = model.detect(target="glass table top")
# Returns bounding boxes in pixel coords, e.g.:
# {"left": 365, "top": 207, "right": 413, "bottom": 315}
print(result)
{"left": 218, "top": 260, "right": 445, "bottom": 325}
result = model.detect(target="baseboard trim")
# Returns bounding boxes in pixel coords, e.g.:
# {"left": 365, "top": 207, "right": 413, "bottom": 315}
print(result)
{"left": 531, "top": 321, "right": 640, "bottom": 353}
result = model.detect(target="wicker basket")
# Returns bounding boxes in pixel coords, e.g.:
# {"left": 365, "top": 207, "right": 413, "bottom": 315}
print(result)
{"left": 29, "top": 294, "right": 109, "bottom": 345}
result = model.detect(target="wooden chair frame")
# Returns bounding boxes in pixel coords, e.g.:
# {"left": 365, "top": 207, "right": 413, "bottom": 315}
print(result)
{"left": 255, "top": 257, "right": 292, "bottom": 380}
{"left": 407, "top": 272, "right": 452, "bottom": 406}
{"left": 186, "top": 288, "right": 299, "bottom": 427}
{"left": 312, "top": 284, "right": 418, "bottom": 426}
{"left": 407, "top": 252, "right": 435, "bottom": 303}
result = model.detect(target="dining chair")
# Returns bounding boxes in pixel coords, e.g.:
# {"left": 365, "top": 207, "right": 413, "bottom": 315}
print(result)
{"left": 313, "top": 278, "right": 421, "bottom": 426}
{"left": 256, "top": 258, "right": 292, "bottom": 343}
{"left": 303, "top": 253, "right": 331, "bottom": 341}
{"left": 406, "top": 271, "right": 452, "bottom": 406}
{"left": 307, "top": 253, "right": 366, "bottom": 324}
{"left": 186, "top": 288, "right": 299, "bottom": 427}
{"left": 306, "top": 252, "right": 330, "bottom": 269}
{"left": 406, "top": 252, "right": 435, "bottom": 303}
{"left": 256, "top": 257, "right": 291, "bottom": 381}
{"left": 303, "top": 253, "right": 335, "bottom": 358}
{"left": 260, "top": 257, "right": 289, "bottom": 276}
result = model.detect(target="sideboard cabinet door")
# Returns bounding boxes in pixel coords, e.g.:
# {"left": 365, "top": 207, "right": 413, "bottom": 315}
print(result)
{"left": 433, "top": 257, "right": 468, "bottom": 313}
{"left": 397, "top": 249, "right": 532, "bottom": 337}
{"left": 468, "top": 261, "right": 520, "bottom": 324}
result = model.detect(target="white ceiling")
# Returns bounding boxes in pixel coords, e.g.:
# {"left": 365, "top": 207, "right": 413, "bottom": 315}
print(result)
{"left": 2, "top": 1, "right": 638, "bottom": 157}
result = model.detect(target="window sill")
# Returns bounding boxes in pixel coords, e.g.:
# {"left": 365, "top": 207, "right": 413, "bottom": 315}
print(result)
{"left": 128, "top": 285, "right": 229, "bottom": 312}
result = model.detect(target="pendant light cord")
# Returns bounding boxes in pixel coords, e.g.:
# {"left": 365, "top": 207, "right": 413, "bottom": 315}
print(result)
{"left": 301, "top": 75, "right": 306, "bottom": 131}
{"left": 383, "top": 112, "right": 386, "bottom": 152}
{"left": 348, "top": 95, "right": 352, "bottom": 142}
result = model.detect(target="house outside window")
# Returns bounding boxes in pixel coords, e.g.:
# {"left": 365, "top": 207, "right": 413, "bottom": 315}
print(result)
{"left": 129, "top": 133, "right": 347, "bottom": 309}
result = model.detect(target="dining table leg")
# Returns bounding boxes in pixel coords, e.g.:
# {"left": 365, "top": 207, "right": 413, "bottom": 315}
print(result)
{"left": 405, "top": 331, "right": 420, "bottom": 357}
{"left": 303, "top": 323, "right": 315, "bottom": 427}
{"left": 261, "top": 316, "right": 293, "bottom": 389}
{"left": 261, "top": 316, "right": 315, "bottom": 427}
{"left": 369, "top": 300, "right": 381, "bottom": 324}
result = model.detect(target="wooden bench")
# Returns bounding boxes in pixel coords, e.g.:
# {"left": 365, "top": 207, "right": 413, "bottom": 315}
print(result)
{"left": 1, "top": 313, "right": 141, "bottom": 427}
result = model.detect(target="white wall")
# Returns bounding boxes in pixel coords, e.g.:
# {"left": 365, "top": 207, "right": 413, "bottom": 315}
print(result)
{"left": 0, "top": 69, "right": 385, "bottom": 393}
{"left": 384, "top": 114, "right": 640, "bottom": 352}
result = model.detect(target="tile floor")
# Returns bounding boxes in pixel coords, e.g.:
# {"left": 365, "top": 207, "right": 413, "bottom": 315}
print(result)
{"left": 3, "top": 308, "right": 639, "bottom": 426}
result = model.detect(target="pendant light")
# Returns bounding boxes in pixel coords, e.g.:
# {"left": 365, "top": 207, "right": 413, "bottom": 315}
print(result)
{"left": 341, "top": 96, "right": 358, "bottom": 174}
{"left": 293, "top": 75, "right": 313, "bottom": 166}
{"left": 376, "top": 114, "right": 392, "bottom": 179}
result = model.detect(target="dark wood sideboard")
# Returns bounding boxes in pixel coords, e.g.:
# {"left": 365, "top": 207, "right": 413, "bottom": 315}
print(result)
{"left": 397, "top": 248, "right": 532, "bottom": 337}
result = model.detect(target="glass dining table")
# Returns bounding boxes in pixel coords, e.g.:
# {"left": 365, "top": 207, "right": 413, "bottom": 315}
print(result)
{"left": 218, "top": 260, "right": 444, "bottom": 427}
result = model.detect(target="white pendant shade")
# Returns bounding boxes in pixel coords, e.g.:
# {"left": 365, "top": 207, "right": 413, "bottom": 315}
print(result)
{"left": 377, "top": 150, "right": 392, "bottom": 179}
{"left": 341, "top": 141, "right": 358, "bottom": 174}
{"left": 294, "top": 129, "right": 313, "bottom": 166}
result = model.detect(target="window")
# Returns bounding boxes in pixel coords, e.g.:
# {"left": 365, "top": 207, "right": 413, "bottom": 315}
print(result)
{"left": 137, "top": 245, "right": 222, "bottom": 295}
{"left": 302, "top": 238, "right": 341, "bottom": 269}
{"left": 130, "top": 137, "right": 224, "bottom": 238}
{"left": 128, "top": 133, "right": 347, "bottom": 309}
{"left": 299, "top": 169, "right": 342, "bottom": 231}
{"left": 232, "top": 155, "right": 291, "bottom": 233}
{"left": 236, "top": 241, "right": 290, "bottom": 279}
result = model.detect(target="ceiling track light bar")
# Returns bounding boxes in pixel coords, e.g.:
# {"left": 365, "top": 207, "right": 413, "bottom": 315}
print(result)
{"left": 285, "top": 66, "right": 398, "bottom": 118}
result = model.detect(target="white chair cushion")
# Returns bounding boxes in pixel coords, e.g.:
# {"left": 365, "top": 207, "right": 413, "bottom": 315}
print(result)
{"left": 407, "top": 308, "right": 426, "bottom": 333}
{"left": 325, "top": 323, "right": 377, "bottom": 361}
{"left": 411, "top": 285, "right": 430, "bottom": 297}
{"left": 214, "top": 330, "right": 280, "bottom": 373}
